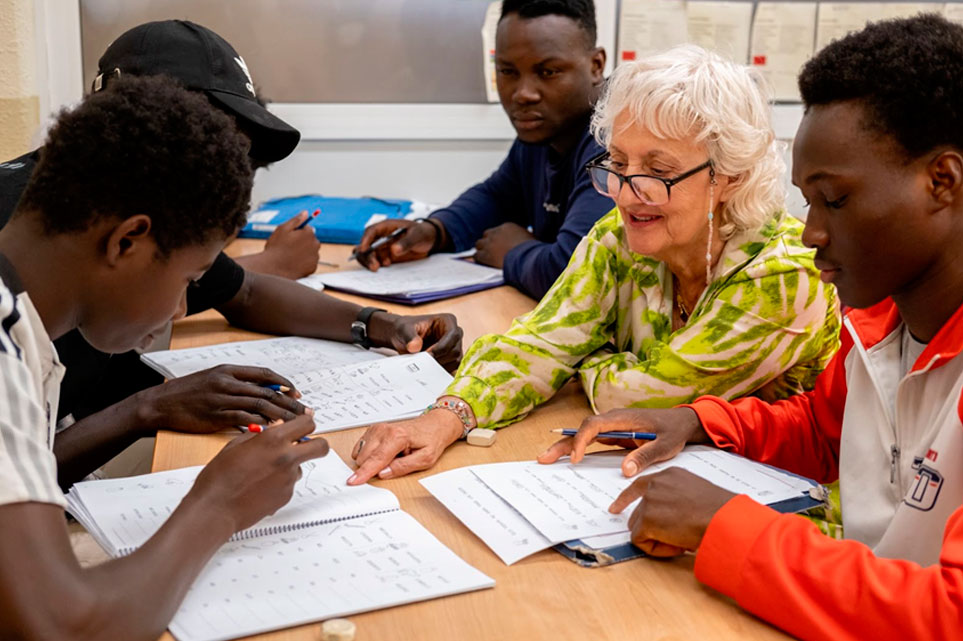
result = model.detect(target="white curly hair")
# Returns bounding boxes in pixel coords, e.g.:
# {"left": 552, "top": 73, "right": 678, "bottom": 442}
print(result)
{"left": 590, "top": 44, "right": 785, "bottom": 238}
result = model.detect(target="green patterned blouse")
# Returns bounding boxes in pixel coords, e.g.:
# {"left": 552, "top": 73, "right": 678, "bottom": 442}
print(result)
{"left": 446, "top": 208, "right": 840, "bottom": 428}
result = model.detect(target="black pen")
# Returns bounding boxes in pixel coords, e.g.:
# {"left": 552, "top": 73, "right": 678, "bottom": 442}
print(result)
{"left": 349, "top": 226, "right": 407, "bottom": 263}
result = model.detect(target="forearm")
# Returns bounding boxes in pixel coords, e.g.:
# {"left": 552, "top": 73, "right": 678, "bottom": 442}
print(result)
{"left": 218, "top": 271, "right": 361, "bottom": 342}
{"left": 79, "top": 496, "right": 235, "bottom": 639}
{"left": 0, "top": 501, "right": 233, "bottom": 641}
{"left": 696, "top": 497, "right": 963, "bottom": 641}
{"left": 54, "top": 392, "right": 154, "bottom": 489}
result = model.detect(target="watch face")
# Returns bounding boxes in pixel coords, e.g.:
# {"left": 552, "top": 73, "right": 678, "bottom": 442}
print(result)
{"left": 350, "top": 320, "right": 367, "bottom": 345}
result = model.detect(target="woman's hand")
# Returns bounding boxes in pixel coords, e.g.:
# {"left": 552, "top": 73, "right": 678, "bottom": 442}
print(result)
{"left": 537, "top": 406, "right": 710, "bottom": 477}
{"left": 347, "top": 409, "right": 465, "bottom": 485}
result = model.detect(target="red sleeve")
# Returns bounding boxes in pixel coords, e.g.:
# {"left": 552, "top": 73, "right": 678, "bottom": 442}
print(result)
{"left": 695, "top": 495, "right": 963, "bottom": 641}
{"left": 681, "top": 326, "right": 853, "bottom": 484}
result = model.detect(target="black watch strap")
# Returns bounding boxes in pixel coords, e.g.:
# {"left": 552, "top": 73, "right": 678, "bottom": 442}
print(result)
{"left": 350, "top": 306, "right": 386, "bottom": 349}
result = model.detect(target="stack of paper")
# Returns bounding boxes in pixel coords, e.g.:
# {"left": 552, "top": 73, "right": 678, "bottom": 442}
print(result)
{"left": 316, "top": 253, "right": 504, "bottom": 304}
{"left": 421, "top": 446, "right": 819, "bottom": 565}
{"left": 68, "top": 454, "right": 494, "bottom": 641}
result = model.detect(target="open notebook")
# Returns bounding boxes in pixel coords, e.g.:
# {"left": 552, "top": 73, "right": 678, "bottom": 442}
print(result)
{"left": 67, "top": 453, "right": 494, "bottom": 641}
{"left": 141, "top": 340, "right": 453, "bottom": 434}
{"left": 316, "top": 253, "right": 504, "bottom": 304}
{"left": 421, "top": 446, "right": 823, "bottom": 566}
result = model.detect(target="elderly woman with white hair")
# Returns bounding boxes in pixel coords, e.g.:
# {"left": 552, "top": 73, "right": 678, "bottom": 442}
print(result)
{"left": 347, "top": 44, "right": 840, "bottom": 485}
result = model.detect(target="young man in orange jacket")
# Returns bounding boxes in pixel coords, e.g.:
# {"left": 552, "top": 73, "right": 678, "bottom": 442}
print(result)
{"left": 542, "top": 14, "right": 963, "bottom": 641}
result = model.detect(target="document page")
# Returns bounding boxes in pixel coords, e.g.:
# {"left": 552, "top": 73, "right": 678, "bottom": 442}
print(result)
{"left": 472, "top": 446, "right": 814, "bottom": 544}
{"left": 421, "top": 467, "right": 554, "bottom": 565}
{"left": 617, "top": 0, "right": 688, "bottom": 62}
{"left": 317, "top": 253, "right": 503, "bottom": 296}
{"left": 292, "top": 352, "right": 452, "bottom": 433}
{"left": 168, "top": 510, "right": 495, "bottom": 641}
{"left": 141, "top": 336, "right": 381, "bottom": 379}
{"left": 686, "top": 1, "right": 754, "bottom": 63}
{"left": 66, "top": 453, "right": 398, "bottom": 556}
{"left": 750, "top": 2, "right": 817, "bottom": 101}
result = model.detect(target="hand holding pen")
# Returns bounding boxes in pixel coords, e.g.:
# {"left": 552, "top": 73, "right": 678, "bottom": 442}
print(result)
{"left": 537, "top": 407, "right": 711, "bottom": 478}
{"left": 353, "top": 219, "right": 439, "bottom": 270}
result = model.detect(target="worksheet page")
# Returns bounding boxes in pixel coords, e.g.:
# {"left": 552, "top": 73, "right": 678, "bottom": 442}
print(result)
{"left": 291, "top": 352, "right": 453, "bottom": 433}
{"left": 317, "top": 253, "right": 503, "bottom": 296}
{"left": 141, "top": 336, "right": 381, "bottom": 379}
{"left": 168, "top": 511, "right": 495, "bottom": 641}
{"left": 421, "top": 467, "right": 554, "bottom": 565}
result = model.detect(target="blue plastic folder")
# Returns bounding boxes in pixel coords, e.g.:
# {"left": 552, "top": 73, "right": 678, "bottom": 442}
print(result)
{"left": 241, "top": 195, "right": 412, "bottom": 245}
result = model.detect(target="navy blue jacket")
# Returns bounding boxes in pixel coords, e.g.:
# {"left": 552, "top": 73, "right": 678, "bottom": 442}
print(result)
{"left": 430, "top": 120, "right": 613, "bottom": 299}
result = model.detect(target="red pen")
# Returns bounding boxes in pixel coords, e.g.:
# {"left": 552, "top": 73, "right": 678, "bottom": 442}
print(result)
{"left": 295, "top": 209, "right": 320, "bottom": 230}
{"left": 243, "top": 423, "right": 312, "bottom": 443}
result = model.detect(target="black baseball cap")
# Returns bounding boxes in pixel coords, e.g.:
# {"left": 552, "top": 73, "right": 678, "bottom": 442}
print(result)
{"left": 93, "top": 20, "right": 300, "bottom": 164}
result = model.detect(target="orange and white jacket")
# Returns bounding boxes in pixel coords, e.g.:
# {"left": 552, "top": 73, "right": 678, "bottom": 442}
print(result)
{"left": 687, "top": 299, "right": 963, "bottom": 641}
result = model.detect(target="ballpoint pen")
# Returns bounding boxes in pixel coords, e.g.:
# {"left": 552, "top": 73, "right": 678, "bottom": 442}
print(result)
{"left": 348, "top": 226, "right": 407, "bottom": 263}
{"left": 550, "top": 428, "right": 657, "bottom": 440}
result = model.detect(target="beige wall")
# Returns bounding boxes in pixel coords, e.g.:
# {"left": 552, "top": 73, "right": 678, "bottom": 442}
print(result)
{"left": 0, "top": 0, "right": 39, "bottom": 161}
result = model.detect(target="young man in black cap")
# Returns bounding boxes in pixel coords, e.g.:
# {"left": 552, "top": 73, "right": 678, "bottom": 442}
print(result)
{"left": 0, "top": 20, "right": 464, "bottom": 488}
{"left": 354, "top": 0, "right": 614, "bottom": 300}
{"left": 0, "top": 73, "right": 330, "bottom": 641}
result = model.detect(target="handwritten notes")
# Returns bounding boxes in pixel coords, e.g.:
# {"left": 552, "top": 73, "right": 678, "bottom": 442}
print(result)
{"left": 141, "top": 336, "right": 381, "bottom": 380}
{"left": 67, "top": 453, "right": 494, "bottom": 641}
{"left": 291, "top": 352, "right": 453, "bottom": 433}
{"left": 316, "top": 253, "right": 503, "bottom": 297}
{"left": 423, "top": 446, "right": 815, "bottom": 564}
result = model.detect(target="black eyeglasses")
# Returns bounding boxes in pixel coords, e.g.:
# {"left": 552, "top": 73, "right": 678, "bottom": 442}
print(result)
{"left": 585, "top": 152, "right": 714, "bottom": 205}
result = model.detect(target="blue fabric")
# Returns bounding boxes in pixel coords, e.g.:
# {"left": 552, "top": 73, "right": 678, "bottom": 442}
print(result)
{"left": 429, "top": 121, "right": 613, "bottom": 299}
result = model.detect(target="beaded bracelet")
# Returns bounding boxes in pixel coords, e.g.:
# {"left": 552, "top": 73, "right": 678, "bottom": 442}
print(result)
{"left": 424, "top": 398, "right": 475, "bottom": 439}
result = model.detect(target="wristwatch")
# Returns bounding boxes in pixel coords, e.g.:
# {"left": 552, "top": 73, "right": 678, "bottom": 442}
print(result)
{"left": 350, "top": 306, "right": 386, "bottom": 349}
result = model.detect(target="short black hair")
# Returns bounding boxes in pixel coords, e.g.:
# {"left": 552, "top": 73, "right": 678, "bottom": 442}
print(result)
{"left": 500, "top": 0, "right": 597, "bottom": 47}
{"left": 798, "top": 13, "right": 963, "bottom": 160}
{"left": 18, "top": 74, "right": 252, "bottom": 256}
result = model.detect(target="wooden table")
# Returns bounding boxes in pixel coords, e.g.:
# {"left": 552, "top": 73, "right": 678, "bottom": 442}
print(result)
{"left": 153, "top": 241, "right": 791, "bottom": 641}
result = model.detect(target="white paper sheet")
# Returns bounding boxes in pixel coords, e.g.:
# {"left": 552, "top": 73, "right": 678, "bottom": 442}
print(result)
{"left": 482, "top": 1, "right": 502, "bottom": 103}
{"left": 946, "top": 2, "right": 963, "bottom": 26}
{"left": 686, "top": 1, "right": 754, "bottom": 63}
{"left": 316, "top": 253, "right": 503, "bottom": 297}
{"left": 814, "top": 3, "right": 930, "bottom": 51}
{"left": 750, "top": 2, "right": 817, "bottom": 101}
{"left": 472, "top": 446, "right": 814, "bottom": 544}
{"left": 295, "top": 272, "right": 327, "bottom": 291}
{"left": 421, "top": 467, "right": 554, "bottom": 565}
{"left": 66, "top": 453, "right": 397, "bottom": 556}
{"left": 168, "top": 511, "right": 495, "bottom": 641}
{"left": 292, "top": 352, "right": 453, "bottom": 434}
{"left": 617, "top": 0, "right": 688, "bottom": 63}
{"left": 140, "top": 336, "right": 381, "bottom": 380}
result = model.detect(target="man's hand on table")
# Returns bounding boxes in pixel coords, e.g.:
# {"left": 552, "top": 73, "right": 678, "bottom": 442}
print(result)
{"left": 133, "top": 365, "right": 311, "bottom": 433}
{"left": 474, "top": 222, "right": 535, "bottom": 269}
{"left": 347, "top": 408, "right": 465, "bottom": 485}
{"left": 367, "top": 311, "right": 464, "bottom": 372}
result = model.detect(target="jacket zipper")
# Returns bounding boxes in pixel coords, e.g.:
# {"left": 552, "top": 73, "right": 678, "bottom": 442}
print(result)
{"left": 890, "top": 443, "right": 901, "bottom": 484}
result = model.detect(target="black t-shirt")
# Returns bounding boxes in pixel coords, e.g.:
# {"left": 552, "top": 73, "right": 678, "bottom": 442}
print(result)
{"left": 0, "top": 149, "right": 247, "bottom": 421}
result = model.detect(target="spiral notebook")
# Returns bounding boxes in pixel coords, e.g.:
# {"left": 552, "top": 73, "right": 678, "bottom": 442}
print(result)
{"left": 66, "top": 454, "right": 494, "bottom": 641}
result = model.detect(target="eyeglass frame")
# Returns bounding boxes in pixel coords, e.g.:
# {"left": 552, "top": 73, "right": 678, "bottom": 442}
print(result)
{"left": 585, "top": 151, "right": 715, "bottom": 205}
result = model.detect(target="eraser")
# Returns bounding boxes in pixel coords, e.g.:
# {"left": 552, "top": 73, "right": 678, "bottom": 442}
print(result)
{"left": 466, "top": 428, "right": 497, "bottom": 447}
{"left": 321, "top": 618, "right": 356, "bottom": 641}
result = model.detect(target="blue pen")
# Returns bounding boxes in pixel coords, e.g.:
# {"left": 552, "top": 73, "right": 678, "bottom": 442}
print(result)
{"left": 550, "top": 428, "right": 657, "bottom": 441}
{"left": 244, "top": 423, "right": 311, "bottom": 443}
{"left": 295, "top": 209, "right": 320, "bottom": 230}
{"left": 262, "top": 383, "right": 292, "bottom": 393}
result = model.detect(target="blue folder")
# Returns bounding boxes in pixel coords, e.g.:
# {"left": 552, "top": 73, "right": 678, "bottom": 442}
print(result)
{"left": 241, "top": 195, "right": 412, "bottom": 245}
